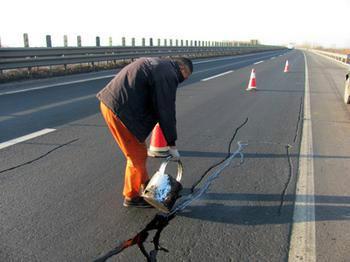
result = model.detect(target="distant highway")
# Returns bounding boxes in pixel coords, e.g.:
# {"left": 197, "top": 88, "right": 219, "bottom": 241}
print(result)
{"left": 1, "top": 49, "right": 349, "bottom": 261}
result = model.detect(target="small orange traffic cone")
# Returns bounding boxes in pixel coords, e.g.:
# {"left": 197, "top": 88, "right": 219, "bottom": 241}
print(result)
{"left": 246, "top": 68, "right": 257, "bottom": 91}
{"left": 284, "top": 60, "right": 289, "bottom": 73}
{"left": 148, "top": 123, "right": 170, "bottom": 158}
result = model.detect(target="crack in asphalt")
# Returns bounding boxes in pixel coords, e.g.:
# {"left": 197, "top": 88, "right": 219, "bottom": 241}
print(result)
{"left": 278, "top": 144, "right": 293, "bottom": 215}
{"left": 239, "top": 140, "right": 294, "bottom": 215}
{"left": 293, "top": 96, "right": 304, "bottom": 144}
{"left": 0, "top": 139, "right": 79, "bottom": 174}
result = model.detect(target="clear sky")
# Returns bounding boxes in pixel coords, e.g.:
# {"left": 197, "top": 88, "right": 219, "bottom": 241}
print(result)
{"left": 1, "top": 0, "right": 349, "bottom": 48}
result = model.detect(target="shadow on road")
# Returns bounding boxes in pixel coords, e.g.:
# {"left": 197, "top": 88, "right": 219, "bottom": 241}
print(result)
{"left": 177, "top": 192, "right": 350, "bottom": 225}
{"left": 180, "top": 150, "right": 350, "bottom": 160}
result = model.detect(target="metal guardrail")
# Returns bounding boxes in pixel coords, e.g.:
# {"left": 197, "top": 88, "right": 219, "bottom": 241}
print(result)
{"left": 0, "top": 45, "right": 285, "bottom": 71}
{"left": 311, "top": 49, "right": 350, "bottom": 65}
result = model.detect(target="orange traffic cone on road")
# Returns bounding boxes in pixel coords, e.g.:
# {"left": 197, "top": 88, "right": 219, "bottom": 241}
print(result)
{"left": 246, "top": 68, "right": 257, "bottom": 91}
{"left": 148, "top": 123, "right": 170, "bottom": 158}
{"left": 284, "top": 60, "right": 289, "bottom": 73}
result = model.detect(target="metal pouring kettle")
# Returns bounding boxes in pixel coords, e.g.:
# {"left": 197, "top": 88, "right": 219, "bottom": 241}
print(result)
{"left": 141, "top": 157, "right": 183, "bottom": 213}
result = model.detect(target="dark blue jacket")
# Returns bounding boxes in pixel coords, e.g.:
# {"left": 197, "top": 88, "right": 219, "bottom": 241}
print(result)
{"left": 97, "top": 57, "right": 184, "bottom": 145}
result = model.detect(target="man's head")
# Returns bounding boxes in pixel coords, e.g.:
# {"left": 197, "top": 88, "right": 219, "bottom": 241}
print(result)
{"left": 175, "top": 57, "right": 193, "bottom": 80}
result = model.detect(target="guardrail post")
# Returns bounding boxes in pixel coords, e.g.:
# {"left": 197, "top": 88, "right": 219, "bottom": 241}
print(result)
{"left": 190, "top": 40, "right": 193, "bottom": 46}
{"left": 96, "top": 36, "right": 100, "bottom": 47}
{"left": 194, "top": 41, "right": 197, "bottom": 47}
{"left": 170, "top": 39, "right": 173, "bottom": 46}
{"left": 64, "top": 35, "right": 68, "bottom": 47}
{"left": 186, "top": 40, "right": 188, "bottom": 46}
{"left": 77, "top": 35, "right": 82, "bottom": 47}
{"left": 150, "top": 38, "right": 153, "bottom": 47}
{"left": 157, "top": 38, "right": 161, "bottom": 46}
{"left": 46, "top": 35, "right": 52, "bottom": 48}
{"left": 142, "top": 38, "right": 146, "bottom": 46}
{"left": 109, "top": 37, "right": 113, "bottom": 46}
{"left": 0, "top": 37, "right": 2, "bottom": 48}
{"left": 164, "top": 39, "right": 167, "bottom": 46}
{"left": 176, "top": 39, "right": 178, "bottom": 46}
{"left": 122, "top": 37, "right": 126, "bottom": 46}
{"left": 181, "top": 39, "right": 183, "bottom": 46}
{"left": 132, "top": 37, "right": 135, "bottom": 47}
{"left": 23, "top": 33, "right": 29, "bottom": 47}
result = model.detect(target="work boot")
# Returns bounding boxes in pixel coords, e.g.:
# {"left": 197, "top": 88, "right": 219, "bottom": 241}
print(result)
{"left": 123, "top": 196, "right": 153, "bottom": 208}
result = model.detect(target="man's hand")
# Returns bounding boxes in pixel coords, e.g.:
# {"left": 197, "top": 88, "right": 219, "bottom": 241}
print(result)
{"left": 169, "top": 146, "right": 180, "bottom": 159}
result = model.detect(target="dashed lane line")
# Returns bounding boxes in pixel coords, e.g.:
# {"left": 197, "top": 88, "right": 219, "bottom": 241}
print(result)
{"left": 0, "top": 128, "right": 56, "bottom": 150}
{"left": 201, "top": 70, "right": 233, "bottom": 81}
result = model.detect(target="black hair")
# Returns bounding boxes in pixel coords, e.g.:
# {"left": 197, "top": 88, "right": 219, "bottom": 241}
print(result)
{"left": 175, "top": 57, "right": 193, "bottom": 73}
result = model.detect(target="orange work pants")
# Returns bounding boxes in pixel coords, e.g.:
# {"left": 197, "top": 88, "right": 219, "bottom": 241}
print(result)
{"left": 100, "top": 102, "right": 149, "bottom": 198}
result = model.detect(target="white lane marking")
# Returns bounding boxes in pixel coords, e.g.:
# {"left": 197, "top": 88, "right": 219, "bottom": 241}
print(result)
{"left": 194, "top": 54, "right": 275, "bottom": 76}
{"left": 0, "top": 94, "right": 95, "bottom": 122}
{"left": 254, "top": 60, "right": 264, "bottom": 65}
{"left": 0, "top": 75, "right": 115, "bottom": 96}
{"left": 193, "top": 51, "right": 277, "bottom": 64}
{"left": 288, "top": 53, "right": 316, "bottom": 262}
{"left": 270, "top": 57, "right": 276, "bottom": 60}
{"left": 201, "top": 70, "right": 233, "bottom": 81}
{"left": 0, "top": 128, "right": 56, "bottom": 150}
{"left": 194, "top": 58, "right": 253, "bottom": 75}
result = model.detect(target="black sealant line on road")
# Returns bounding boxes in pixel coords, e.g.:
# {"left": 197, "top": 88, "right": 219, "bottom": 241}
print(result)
{"left": 278, "top": 145, "right": 294, "bottom": 215}
{"left": 241, "top": 95, "right": 304, "bottom": 216}
{"left": 277, "top": 96, "right": 304, "bottom": 215}
{"left": 93, "top": 119, "right": 249, "bottom": 262}
{"left": 293, "top": 97, "right": 304, "bottom": 144}
{"left": 0, "top": 139, "right": 79, "bottom": 174}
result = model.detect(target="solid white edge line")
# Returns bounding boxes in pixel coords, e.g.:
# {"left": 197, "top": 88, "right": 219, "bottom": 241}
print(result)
{"left": 288, "top": 52, "right": 316, "bottom": 262}
{"left": 254, "top": 60, "right": 264, "bottom": 65}
{"left": 0, "top": 75, "right": 115, "bottom": 96}
{"left": 201, "top": 70, "right": 233, "bottom": 81}
{"left": 0, "top": 128, "right": 56, "bottom": 150}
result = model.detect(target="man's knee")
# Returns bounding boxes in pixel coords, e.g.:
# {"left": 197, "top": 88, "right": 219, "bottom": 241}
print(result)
{"left": 126, "top": 156, "right": 146, "bottom": 168}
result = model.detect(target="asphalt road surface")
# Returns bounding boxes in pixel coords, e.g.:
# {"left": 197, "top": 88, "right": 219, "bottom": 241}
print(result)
{"left": 0, "top": 49, "right": 349, "bottom": 262}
